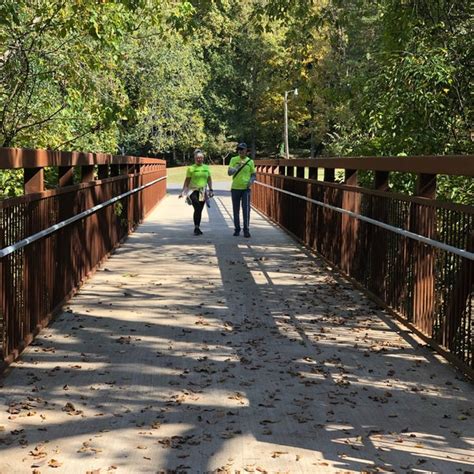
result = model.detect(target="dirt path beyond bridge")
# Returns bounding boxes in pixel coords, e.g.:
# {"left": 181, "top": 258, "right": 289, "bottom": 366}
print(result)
{"left": 0, "top": 187, "right": 473, "bottom": 473}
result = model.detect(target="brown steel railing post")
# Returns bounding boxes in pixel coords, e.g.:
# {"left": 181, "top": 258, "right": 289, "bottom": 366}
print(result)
{"left": 308, "top": 167, "right": 318, "bottom": 180}
{"left": 369, "top": 171, "right": 390, "bottom": 298}
{"left": 340, "top": 170, "right": 359, "bottom": 275}
{"left": 81, "top": 165, "right": 95, "bottom": 183}
{"left": 412, "top": 173, "right": 436, "bottom": 335}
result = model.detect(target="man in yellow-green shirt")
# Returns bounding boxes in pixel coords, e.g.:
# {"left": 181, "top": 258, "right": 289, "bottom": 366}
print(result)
{"left": 228, "top": 142, "right": 256, "bottom": 238}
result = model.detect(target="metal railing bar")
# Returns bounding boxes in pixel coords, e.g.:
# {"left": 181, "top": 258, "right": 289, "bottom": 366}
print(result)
{"left": 0, "top": 175, "right": 167, "bottom": 259}
{"left": 255, "top": 180, "right": 474, "bottom": 261}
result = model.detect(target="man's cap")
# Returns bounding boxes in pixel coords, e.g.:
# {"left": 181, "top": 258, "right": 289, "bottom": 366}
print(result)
{"left": 237, "top": 142, "right": 247, "bottom": 150}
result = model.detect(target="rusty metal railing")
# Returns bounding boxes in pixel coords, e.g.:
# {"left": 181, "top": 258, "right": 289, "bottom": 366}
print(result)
{"left": 253, "top": 156, "right": 474, "bottom": 375}
{"left": 0, "top": 148, "right": 167, "bottom": 366}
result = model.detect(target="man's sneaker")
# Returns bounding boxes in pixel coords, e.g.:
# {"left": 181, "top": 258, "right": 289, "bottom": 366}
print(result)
{"left": 244, "top": 231, "right": 251, "bottom": 238}
{"left": 194, "top": 227, "right": 203, "bottom": 236}
{"left": 233, "top": 230, "right": 240, "bottom": 237}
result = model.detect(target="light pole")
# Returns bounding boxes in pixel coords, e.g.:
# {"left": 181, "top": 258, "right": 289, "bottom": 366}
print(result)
{"left": 284, "top": 87, "right": 298, "bottom": 159}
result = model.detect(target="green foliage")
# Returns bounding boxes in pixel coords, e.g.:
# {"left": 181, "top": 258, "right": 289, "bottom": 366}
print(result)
{"left": 119, "top": 32, "right": 207, "bottom": 155}
{"left": 0, "top": 0, "right": 472, "bottom": 204}
{"left": 0, "top": 169, "right": 23, "bottom": 198}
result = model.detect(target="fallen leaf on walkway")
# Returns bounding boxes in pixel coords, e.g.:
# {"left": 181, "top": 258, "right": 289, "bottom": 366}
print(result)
{"left": 29, "top": 445, "right": 48, "bottom": 459}
{"left": 271, "top": 451, "right": 288, "bottom": 458}
{"left": 48, "top": 459, "right": 62, "bottom": 468}
{"left": 62, "top": 402, "right": 76, "bottom": 412}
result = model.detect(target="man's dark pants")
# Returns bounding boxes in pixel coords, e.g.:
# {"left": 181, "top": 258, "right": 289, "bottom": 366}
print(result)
{"left": 231, "top": 188, "right": 251, "bottom": 233}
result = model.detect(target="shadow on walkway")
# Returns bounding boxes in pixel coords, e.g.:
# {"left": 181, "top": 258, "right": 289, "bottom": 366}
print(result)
{"left": 0, "top": 189, "right": 472, "bottom": 473}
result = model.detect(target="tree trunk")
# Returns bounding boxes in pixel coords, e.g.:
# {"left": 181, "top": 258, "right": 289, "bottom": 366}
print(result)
{"left": 308, "top": 98, "right": 316, "bottom": 159}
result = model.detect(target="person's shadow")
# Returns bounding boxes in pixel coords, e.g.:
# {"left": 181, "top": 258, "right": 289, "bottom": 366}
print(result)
{"left": 152, "top": 189, "right": 474, "bottom": 473}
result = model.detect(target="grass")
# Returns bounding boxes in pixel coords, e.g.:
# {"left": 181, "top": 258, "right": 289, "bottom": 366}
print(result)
{"left": 166, "top": 165, "right": 231, "bottom": 185}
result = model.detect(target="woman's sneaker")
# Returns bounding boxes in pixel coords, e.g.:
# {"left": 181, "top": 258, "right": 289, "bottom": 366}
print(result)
{"left": 194, "top": 227, "right": 203, "bottom": 235}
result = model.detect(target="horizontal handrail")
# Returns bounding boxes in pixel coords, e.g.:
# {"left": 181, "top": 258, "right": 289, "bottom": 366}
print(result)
{"left": 255, "top": 155, "right": 474, "bottom": 176}
{"left": 0, "top": 147, "right": 165, "bottom": 169}
{"left": 257, "top": 173, "right": 474, "bottom": 213}
{"left": 255, "top": 180, "right": 474, "bottom": 260}
{"left": 0, "top": 175, "right": 167, "bottom": 258}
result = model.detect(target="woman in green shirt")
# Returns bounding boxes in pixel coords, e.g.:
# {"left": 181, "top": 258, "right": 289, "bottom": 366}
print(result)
{"left": 180, "top": 150, "right": 213, "bottom": 235}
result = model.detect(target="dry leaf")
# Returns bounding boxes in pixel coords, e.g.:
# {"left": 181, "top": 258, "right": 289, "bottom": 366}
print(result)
{"left": 48, "top": 459, "right": 62, "bottom": 468}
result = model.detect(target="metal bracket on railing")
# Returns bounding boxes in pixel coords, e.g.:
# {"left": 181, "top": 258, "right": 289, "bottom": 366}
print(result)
{"left": 254, "top": 180, "right": 474, "bottom": 261}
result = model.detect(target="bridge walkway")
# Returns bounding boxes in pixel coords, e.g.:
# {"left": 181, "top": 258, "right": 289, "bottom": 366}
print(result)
{"left": 0, "top": 186, "right": 472, "bottom": 473}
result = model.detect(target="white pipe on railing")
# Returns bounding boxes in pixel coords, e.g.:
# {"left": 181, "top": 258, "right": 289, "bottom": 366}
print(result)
{"left": 0, "top": 175, "right": 167, "bottom": 259}
{"left": 255, "top": 180, "right": 474, "bottom": 261}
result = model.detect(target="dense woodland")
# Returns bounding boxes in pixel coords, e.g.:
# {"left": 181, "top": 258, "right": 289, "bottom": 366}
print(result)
{"left": 0, "top": 1, "right": 472, "bottom": 200}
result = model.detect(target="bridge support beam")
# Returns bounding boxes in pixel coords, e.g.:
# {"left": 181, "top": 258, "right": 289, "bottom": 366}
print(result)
{"left": 58, "top": 166, "right": 74, "bottom": 187}
{"left": 344, "top": 168, "right": 357, "bottom": 185}
{"left": 24, "top": 168, "right": 44, "bottom": 194}
{"left": 81, "top": 165, "right": 95, "bottom": 183}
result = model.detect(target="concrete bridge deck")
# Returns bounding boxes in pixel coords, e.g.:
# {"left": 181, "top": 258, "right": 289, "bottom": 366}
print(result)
{"left": 0, "top": 187, "right": 473, "bottom": 473}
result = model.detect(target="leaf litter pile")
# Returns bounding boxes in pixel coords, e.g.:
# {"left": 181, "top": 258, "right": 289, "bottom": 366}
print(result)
{"left": 0, "top": 221, "right": 473, "bottom": 473}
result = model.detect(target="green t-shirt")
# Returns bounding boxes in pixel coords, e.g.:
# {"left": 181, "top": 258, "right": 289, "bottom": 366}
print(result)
{"left": 229, "top": 156, "right": 255, "bottom": 190}
{"left": 186, "top": 164, "right": 211, "bottom": 189}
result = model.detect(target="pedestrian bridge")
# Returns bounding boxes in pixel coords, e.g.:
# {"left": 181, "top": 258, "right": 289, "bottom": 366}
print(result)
{"left": 0, "top": 148, "right": 473, "bottom": 473}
